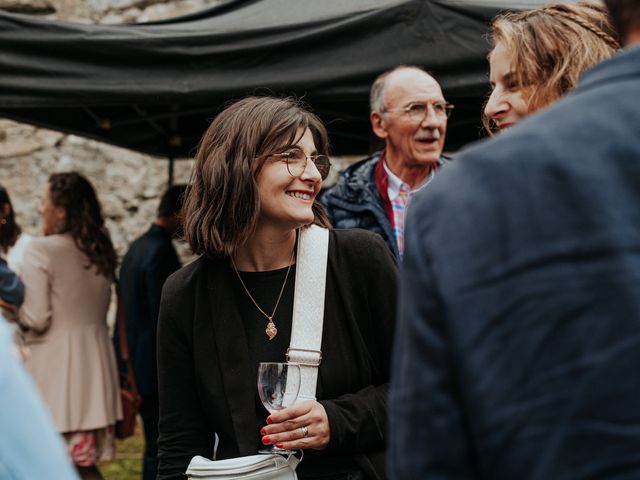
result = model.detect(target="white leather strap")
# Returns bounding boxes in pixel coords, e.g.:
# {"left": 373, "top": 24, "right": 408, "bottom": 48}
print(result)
{"left": 289, "top": 225, "right": 329, "bottom": 402}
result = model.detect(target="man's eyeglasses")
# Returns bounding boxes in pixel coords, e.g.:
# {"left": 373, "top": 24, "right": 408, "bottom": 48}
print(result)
{"left": 268, "top": 149, "right": 332, "bottom": 181}
{"left": 384, "top": 102, "right": 454, "bottom": 121}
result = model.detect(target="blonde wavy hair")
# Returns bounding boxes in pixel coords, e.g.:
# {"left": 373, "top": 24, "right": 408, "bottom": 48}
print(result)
{"left": 484, "top": 1, "right": 620, "bottom": 132}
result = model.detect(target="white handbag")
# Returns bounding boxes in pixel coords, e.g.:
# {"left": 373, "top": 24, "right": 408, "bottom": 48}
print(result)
{"left": 186, "top": 453, "right": 300, "bottom": 479}
{"left": 185, "top": 225, "right": 329, "bottom": 480}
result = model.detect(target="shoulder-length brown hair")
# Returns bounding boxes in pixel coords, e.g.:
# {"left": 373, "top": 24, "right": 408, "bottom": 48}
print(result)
{"left": 48, "top": 172, "right": 117, "bottom": 278}
{"left": 183, "top": 96, "right": 331, "bottom": 258}
{"left": 483, "top": 1, "right": 620, "bottom": 133}
{"left": 0, "top": 184, "right": 21, "bottom": 254}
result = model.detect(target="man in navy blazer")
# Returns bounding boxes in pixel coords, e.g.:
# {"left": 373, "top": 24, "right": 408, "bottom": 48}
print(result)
{"left": 389, "top": 2, "right": 640, "bottom": 478}
{"left": 118, "top": 185, "right": 186, "bottom": 480}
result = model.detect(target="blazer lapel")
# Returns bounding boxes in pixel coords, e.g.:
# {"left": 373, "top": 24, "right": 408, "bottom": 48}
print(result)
{"left": 207, "top": 257, "right": 257, "bottom": 455}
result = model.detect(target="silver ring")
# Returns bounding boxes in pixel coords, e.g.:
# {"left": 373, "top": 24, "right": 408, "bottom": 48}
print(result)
{"left": 300, "top": 426, "right": 309, "bottom": 438}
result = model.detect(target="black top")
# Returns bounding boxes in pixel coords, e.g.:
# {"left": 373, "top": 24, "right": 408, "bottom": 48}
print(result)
{"left": 232, "top": 264, "right": 361, "bottom": 479}
{"left": 232, "top": 265, "right": 294, "bottom": 366}
{"left": 157, "top": 229, "right": 397, "bottom": 480}
{"left": 231, "top": 265, "right": 294, "bottom": 433}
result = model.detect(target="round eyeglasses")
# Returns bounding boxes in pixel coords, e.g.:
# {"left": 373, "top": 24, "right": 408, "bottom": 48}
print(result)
{"left": 384, "top": 101, "right": 454, "bottom": 121}
{"left": 268, "top": 150, "right": 332, "bottom": 181}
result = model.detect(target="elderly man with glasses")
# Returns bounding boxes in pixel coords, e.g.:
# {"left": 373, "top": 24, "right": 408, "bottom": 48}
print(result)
{"left": 321, "top": 65, "right": 452, "bottom": 260}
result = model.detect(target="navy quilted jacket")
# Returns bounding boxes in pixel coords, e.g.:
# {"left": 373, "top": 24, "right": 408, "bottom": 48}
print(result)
{"left": 321, "top": 151, "right": 450, "bottom": 259}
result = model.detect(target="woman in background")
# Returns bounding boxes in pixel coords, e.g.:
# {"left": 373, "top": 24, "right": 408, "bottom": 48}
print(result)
{"left": 0, "top": 184, "right": 30, "bottom": 328}
{"left": 0, "top": 184, "right": 32, "bottom": 275}
{"left": 484, "top": 1, "right": 619, "bottom": 132}
{"left": 20, "top": 172, "right": 121, "bottom": 480}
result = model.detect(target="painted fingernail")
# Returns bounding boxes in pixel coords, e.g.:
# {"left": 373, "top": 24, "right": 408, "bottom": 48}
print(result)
{"left": 262, "top": 436, "right": 271, "bottom": 445}
{"left": 266, "top": 417, "right": 273, "bottom": 424}
{"left": 260, "top": 428, "right": 266, "bottom": 435}
{"left": 275, "top": 443, "right": 283, "bottom": 449}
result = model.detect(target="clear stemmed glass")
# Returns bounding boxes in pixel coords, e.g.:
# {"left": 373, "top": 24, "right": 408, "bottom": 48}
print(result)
{"left": 257, "top": 362, "right": 301, "bottom": 454}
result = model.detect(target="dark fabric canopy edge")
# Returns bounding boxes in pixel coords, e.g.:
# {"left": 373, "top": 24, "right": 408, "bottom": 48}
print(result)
{"left": 0, "top": 0, "right": 568, "bottom": 158}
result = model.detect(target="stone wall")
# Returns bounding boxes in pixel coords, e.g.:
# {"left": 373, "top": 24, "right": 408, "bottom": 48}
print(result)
{"left": 0, "top": 119, "right": 194, "bottom": 260}
{"left": 1, "top": 0, "right": 220, "bottom": 265}
{"left": 0, "top": 0, "right": 223, "bottom": 23}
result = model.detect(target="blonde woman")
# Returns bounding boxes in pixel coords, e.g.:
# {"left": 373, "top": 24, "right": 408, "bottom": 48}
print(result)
{"left": 484, "top": 1, "right": 619, "bottom": 132}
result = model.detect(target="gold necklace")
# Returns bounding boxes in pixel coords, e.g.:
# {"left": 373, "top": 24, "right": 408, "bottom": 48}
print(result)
{"left": 231, "top": 245, "right": 296, "bottom": 340}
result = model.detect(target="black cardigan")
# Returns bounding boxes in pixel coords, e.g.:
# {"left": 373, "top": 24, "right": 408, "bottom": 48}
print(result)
{"left": 156, "top": 229, "right": 398, "bottom": 479}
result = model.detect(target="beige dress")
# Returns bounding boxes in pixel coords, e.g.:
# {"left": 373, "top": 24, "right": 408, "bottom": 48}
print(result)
{"left": 20, "top": 234, "right": 122, "bottom": 433}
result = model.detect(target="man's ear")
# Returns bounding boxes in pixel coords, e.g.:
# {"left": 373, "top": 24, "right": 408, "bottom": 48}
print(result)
{"left": 370, "top": 111, "right": 389, "bottom": 140}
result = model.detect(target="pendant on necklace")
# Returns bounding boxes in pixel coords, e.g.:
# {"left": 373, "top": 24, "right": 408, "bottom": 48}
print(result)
{"left": 265, "top": 319, "right": 278, "bottom": 340}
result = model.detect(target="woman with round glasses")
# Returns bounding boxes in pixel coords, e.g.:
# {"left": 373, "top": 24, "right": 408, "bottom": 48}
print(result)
{"left": 484, "top": 1, "right": 619, "bottom": 132}
{"left": 157, "top": 96, "right": 397, "bottom": 480}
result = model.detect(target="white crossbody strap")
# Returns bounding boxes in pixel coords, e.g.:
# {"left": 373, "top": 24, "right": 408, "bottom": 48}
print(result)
{"left": 287, "top": 225, "right": 329, "bottom": 402}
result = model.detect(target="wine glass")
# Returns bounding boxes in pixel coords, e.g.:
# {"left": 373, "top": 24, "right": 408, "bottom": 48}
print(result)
{"left": 257, "top": 362, "right": 301, "bottom": 454}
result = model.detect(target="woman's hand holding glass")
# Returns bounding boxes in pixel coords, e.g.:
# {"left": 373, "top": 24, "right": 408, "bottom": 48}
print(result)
{"left": 257, "top": 362, "right": 301, "bottom": 454}
{"left": 260, "top": 400, "right": 330, "bottom": 451}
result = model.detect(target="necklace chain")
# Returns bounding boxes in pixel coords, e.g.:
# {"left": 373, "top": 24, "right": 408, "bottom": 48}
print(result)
{"left": 231, "top": 244, "right": 296, "bottom": 340}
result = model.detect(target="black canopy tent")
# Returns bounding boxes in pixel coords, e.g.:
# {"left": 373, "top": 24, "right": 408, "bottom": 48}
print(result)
{"left": 0, "top": 0, "right": 562, "bottom": 168}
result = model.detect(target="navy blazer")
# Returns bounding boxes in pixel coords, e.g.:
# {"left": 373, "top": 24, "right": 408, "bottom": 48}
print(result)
{"left": 390, "top": 46, "right": 640, "bottom": 479}
{"left": 118, "top": 224, "right": 180, "bottom": 396}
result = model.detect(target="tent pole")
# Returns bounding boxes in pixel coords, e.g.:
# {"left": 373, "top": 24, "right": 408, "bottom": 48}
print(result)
{"left": 168, "top": 157, "right": 174, "bottom": 187}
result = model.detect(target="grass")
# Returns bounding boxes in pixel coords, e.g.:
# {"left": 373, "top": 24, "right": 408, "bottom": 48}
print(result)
{"left": 100, "top": 421, "right": 144, "bottom": 480}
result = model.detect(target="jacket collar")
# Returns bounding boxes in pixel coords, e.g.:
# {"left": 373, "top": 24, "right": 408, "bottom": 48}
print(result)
{"left": 149, "top": 223, "right": 171, "bottom": 238}
{"left": 330, "top": 150, "right": 449, "bottom": 209}
{"left": 374, "top": 151, "right": 393, "bottom": 225}
{"left": 578, "top": 44, "right": 640, "bottom": 93}
{"left": 206, "top": 256, "right": 257, "bottom": 455}
{"left": 344, "top": 152, "right": 383, "bottom": 204}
